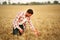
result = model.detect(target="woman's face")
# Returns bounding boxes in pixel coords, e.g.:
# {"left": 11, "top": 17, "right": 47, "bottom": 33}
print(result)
{"left": 25, "top": 12, "right": 32, "bottom": 17}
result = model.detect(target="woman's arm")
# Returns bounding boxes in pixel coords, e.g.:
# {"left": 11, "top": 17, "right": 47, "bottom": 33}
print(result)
{"left": 28, "top": 20, "right": 40, "bottom": 37}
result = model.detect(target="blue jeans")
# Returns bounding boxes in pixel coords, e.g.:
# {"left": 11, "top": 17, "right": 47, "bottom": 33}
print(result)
{"left": 13, "top": 25, "right": 24, "bottom": 35}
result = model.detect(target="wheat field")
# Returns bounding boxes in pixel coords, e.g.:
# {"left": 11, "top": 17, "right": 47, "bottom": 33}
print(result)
{"left": 0, "top": 5, "right": 60, "bottom": 40}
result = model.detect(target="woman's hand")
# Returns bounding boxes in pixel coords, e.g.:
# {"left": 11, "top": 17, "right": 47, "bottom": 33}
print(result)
{"left": 34, "top": 29, "right": 40, "bottom": 37}
{"left": 19, "top": 28, "right": 23, "bottom": 33}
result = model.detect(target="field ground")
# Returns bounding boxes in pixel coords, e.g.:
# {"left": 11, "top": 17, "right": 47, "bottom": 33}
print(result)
{"left": 0, "top": 5, "right": 60, "bottom": 40}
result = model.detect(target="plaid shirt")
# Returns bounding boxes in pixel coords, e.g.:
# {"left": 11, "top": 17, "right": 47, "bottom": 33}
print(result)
{"left": 13, "top": 12, "right": 35, "bottom": 31}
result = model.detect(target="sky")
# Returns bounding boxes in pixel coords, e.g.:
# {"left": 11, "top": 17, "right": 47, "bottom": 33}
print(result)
{"left": 0, "top": 0, "right": 60, "bottom": 4}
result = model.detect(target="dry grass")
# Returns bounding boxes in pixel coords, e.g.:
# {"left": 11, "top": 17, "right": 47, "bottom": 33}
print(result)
{"left": 0, "top": 5, "right": 60, "bottom": 40}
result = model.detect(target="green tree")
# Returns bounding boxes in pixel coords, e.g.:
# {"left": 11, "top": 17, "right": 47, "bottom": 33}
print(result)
{"left": 48, "top": 1, "right": 51, "bottom": 4}
{"left": 29, "top": 2, "right": 40, "bottom": 5}
{"left": 2, "top": 1, "right": 7, "bottom": 5}
{"left": 53, "top": 0, "right": 59, "bottom": 4}
{"left": 12, "top": 3, "right": 17, "bottom": 5}
{"left": 8, "top": 0, "right": 11, "bottom": 5}
{"left": 17, "top": 2, "right": 20, "bottom": 5}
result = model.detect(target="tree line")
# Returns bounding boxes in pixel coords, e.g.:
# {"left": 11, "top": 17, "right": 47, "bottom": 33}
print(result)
{"left": 0, "top": 0, "right": 60, "bottom": 5}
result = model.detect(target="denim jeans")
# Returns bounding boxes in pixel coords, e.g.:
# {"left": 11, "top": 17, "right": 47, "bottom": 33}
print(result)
{"left": 13, "top": 25, "right": 24, "bottom": 35}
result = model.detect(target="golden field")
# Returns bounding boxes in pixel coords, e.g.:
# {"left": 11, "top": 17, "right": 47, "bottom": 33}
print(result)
{"left": 0, "top": 5, "right": 60, "bottom": 40}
